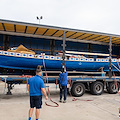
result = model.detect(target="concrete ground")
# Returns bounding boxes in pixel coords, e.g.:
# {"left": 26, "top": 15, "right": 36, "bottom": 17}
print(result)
{"left": 0, "top": 81, "right": 120, "bottom": 120}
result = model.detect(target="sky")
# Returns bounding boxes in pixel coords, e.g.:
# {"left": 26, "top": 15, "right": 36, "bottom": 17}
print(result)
{"left": 0, "top": 0, "right": 120, "bottom": 35}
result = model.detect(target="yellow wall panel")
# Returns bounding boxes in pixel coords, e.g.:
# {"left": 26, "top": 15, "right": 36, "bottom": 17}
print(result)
{"left": 111, "top": 37, "right": 119, "bottom": 41}
{"left": 103, "top": 37, "right": 119, "bottom": 43}
{"left": 45, "top": 29, "right": 57, "bottom": 36}
{"left": 112, "top": 40, "right": 120, "bottom": 44}
{"left": 105, "top": 38, "right": 117, "bottom": 42}
{"left": 96, "top": 37, "right": 118, "bottom": 42}
{"left": 98, "top": 37, "right": 110, "bottom": 42}
{"left": 69, "top": 32, "right": 83, "bottom": 39}
{"left": 16, "top": 25, "right": 26, "bottom": 33}
{"left": 4, "top": 23, "right": 14, "bottom": 32}
{"left": 112, "top": 39, "right": 120, "bottom": 42}
{"left": 77, "top": 33, "right": 92, "bottom": 39}
{"left": 35, "top": 28, "right": 47, "bottom": 35}
{"left": 0, "top": 23, "right": 4, "bottom": 31}
{"left": 104, "top": 40, "right": 110, "bottom": 42}
{"left": 26, "top": 26, "right": 37, "bottom": 34}
{"left": 65, "top": 31, "right": 75, "bottom": 38}
{"left": 86, "top": 35, "right": 100, "bottom": 40}
{"left": 53, "top": 30, "right": 63, "bottom": 37}
{"left": 92, "top": 35, "right": 107, "bottom": 41}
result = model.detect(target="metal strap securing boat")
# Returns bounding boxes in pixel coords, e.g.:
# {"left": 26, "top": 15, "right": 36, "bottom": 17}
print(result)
{"left": 42, "top": 54, "right": 59, "bottom": 107}
{"left": 0, "top": 75, "right": 8, "bottom": 94}
{"left": 112, "top": 63, "right": 120, "bottom": 72}
{"left": 113, "top": 72, "right": 120, "bottom": 96}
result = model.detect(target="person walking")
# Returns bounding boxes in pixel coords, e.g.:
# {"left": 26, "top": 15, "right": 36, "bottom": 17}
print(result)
{"left": 59, "top": 67, "right": 68, "bottom": 103}
{"left": 27, "top": 65, "right": 48, "bottom": 120}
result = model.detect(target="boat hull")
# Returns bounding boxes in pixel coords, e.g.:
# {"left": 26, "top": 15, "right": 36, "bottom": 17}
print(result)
{"left": 0, "top": 54, "right": 119, "bottom": 72}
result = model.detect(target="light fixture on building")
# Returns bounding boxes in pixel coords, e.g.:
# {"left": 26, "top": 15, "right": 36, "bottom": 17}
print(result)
{"left": 36, "top": 16, "right": 43, "bottom": 24}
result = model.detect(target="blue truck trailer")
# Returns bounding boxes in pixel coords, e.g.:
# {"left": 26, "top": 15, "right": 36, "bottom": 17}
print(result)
{"left": 0, "top": 71, "right": 120, "bottom": 96}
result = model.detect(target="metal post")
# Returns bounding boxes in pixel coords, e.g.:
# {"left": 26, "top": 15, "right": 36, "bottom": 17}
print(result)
{"left": 50, "top": 39, "right": 55, "bottom": 55}
{"left": 62, "top": 31, "right": 66, "bottom": 68}
{"left": 3, "top": 35, "right": 9, "bottom": 51}
{"left": 109, "top": 36, "right": 112, "bottom": 79}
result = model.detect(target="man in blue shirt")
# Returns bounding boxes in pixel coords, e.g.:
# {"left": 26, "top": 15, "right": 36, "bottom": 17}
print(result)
{"left": 59, "top": 67, "right": 68, "bottom": 103}
{"left": 27, "top": 66, "right": 48, "bottom": 120}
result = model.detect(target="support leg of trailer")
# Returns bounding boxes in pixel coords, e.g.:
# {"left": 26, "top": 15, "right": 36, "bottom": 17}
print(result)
{"left": 7, "top": 83, "right": 12, "bottom": 95}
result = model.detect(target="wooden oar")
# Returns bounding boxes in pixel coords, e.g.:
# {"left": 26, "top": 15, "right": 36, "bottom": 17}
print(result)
{"left": 66, "top": 51, "right": 109, "bottom": 56}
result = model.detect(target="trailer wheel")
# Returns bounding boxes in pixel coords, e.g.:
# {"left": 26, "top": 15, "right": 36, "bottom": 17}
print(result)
{"left": 107, "top": 82, "right": 119, "bottom": 94}
{"left": 90, "top": 81, "right": 104, "bottom": 95}
{"left": 71, "top": 83, "right": 85, "bottom": 97}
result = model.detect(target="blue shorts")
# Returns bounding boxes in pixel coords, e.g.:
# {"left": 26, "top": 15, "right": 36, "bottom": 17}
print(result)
{"left": 30, "top": 96, "right": 42, "bottom": 109}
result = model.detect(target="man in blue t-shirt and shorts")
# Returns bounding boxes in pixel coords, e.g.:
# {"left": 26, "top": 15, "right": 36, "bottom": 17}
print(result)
{"left": 27, "top": 65, "right": 48, "bottom": 120}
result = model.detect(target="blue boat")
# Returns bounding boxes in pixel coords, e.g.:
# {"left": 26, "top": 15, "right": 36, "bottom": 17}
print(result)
{"left": 0, "top": 50, "right": 120, "bottom": 72}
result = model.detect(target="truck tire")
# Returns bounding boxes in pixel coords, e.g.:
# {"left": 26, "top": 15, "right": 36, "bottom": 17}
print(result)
{"left": 71, "top": 83, "right": 85, "bottom": 97}
{"left": 90, "top": 81, "right": 104, "bottom": 95}
{"left": 107, "top": 82, "right": 119, "bottom": 94}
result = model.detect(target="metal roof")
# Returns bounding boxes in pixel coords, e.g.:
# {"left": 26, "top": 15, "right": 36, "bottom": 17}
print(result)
{"left": 0, "top": 19, "right": 120, "bottom": 45}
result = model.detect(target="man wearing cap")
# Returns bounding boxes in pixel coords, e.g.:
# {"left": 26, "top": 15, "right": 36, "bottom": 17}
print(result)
{"left": 27, "top": 65, "right": 48, "bottom": 120}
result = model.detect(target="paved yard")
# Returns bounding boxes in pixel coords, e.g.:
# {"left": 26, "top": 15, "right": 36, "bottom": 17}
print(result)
{"left": 0, "top": 82, "right": 120, "bottom": 120}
